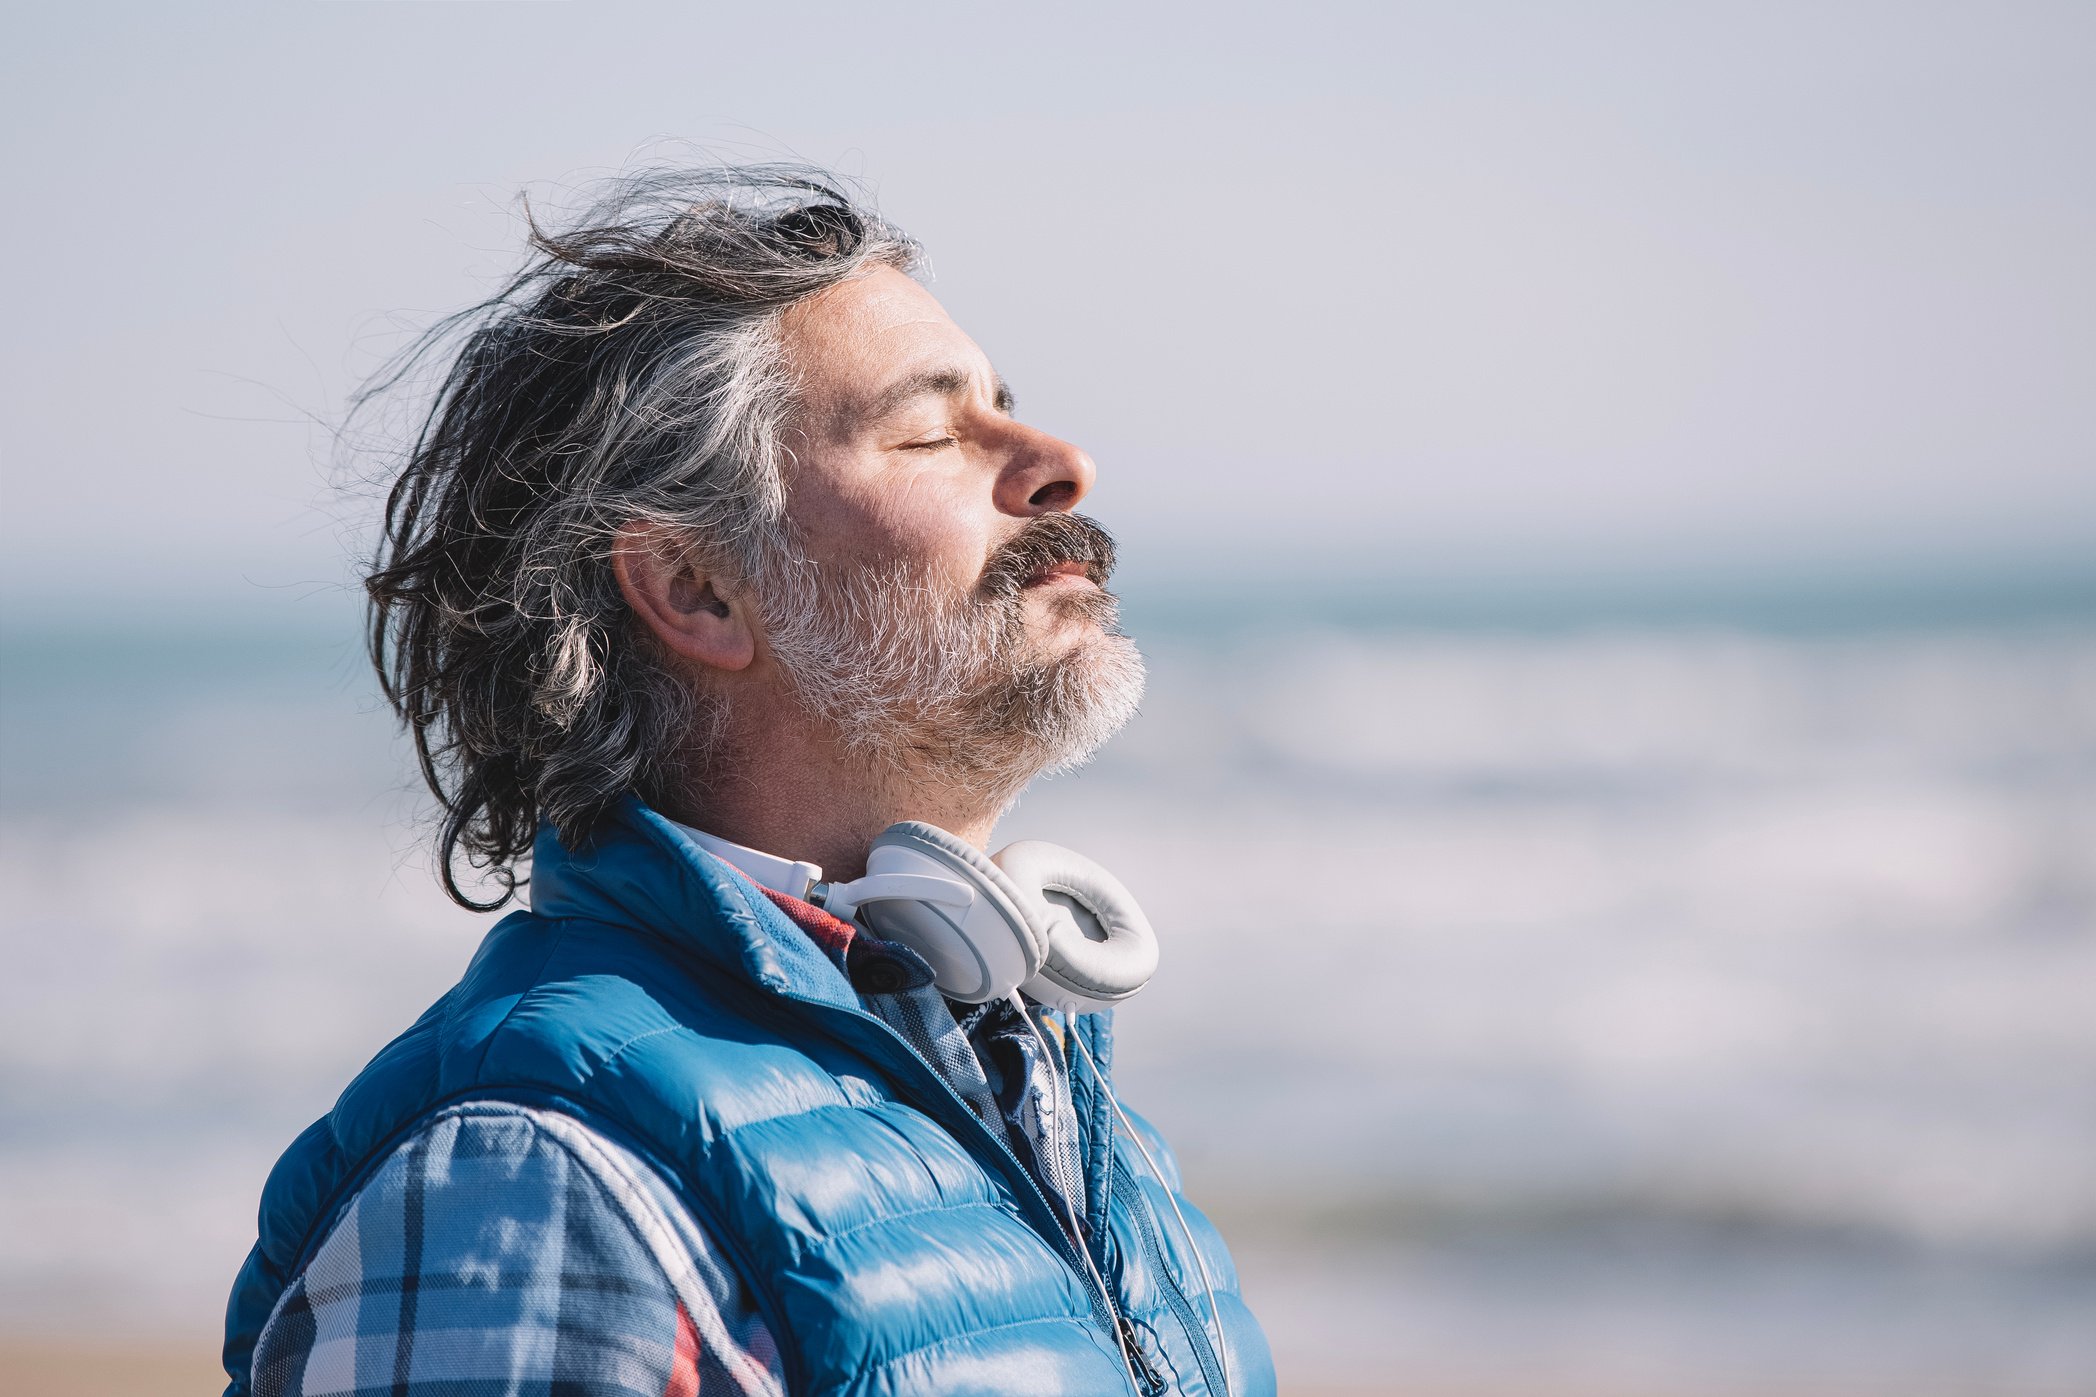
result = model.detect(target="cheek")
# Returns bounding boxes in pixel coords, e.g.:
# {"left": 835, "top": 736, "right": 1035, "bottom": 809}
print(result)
{"left": 843, "top": 474, "right": 995, "bottom": 584}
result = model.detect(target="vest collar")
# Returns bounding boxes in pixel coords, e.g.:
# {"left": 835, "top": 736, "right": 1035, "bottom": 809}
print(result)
{"left": 526, "top": 795, "right": 860, "bottom": 1011}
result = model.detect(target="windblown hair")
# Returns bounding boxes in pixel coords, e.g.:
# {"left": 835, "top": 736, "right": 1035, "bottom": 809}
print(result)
{"left": 364, "top": 166, "right": 920, "bottom": 909}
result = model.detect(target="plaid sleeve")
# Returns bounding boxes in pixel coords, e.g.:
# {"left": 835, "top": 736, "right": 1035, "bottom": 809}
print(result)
{"left": 249, "top": 1103, "right": 785, "bottom": 1397}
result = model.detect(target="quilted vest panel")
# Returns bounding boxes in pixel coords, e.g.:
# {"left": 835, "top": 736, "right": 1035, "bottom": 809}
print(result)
{"left": 223, "top": 800, "right": 1275, "bottom": 1396}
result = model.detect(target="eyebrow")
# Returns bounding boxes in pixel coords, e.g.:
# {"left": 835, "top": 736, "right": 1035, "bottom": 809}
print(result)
{"left": 863, "top": 365, "right": 1015, "bottom": 423}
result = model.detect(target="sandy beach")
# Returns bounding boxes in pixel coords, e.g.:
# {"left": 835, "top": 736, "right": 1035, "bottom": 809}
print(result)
{"left": 0, "top": 1336, "right": 2019, "bottom": 1397}
{"left": 2, "top": 1337, "right": 225, "bottom": 1397}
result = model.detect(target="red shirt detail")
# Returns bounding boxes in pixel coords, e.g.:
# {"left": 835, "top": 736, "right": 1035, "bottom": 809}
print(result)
{"left": 663, "top": 1300, "right": 700, "bottom": 1397}
{"left": 759, "top": 886, "right": 857, "bottom": 959}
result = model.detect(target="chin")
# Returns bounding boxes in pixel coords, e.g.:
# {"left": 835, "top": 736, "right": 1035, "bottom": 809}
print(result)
{"left": 1027, "top": 581, "right": 1117, "bottom": 635}
{"left": 1026, "top": 628, "right": 1147, "bottom": 776}
{"left": 1031, "top": 613, "right": 1104, "bottom": 655}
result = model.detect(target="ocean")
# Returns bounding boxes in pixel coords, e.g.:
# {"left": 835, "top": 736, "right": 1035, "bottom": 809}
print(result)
{"left": 3, "top": 592, "right": 2093, "bottom": 1393}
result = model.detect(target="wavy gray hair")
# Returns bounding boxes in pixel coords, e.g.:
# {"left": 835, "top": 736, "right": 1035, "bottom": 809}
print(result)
{"left": 364, "top": 166, "right": 919, "bottom": 908}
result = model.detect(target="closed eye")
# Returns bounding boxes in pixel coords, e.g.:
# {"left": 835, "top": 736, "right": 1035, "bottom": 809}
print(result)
{"left": 902, "top": 435, "right": 959, "bottom": 452}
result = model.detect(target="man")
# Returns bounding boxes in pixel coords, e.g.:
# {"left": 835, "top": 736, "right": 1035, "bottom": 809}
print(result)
{"left": 223, "top": 167, "right": 1273, "bottom": 1397}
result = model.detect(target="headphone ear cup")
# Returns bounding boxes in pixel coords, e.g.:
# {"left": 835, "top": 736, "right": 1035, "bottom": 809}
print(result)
{"left": 993, "top": 841, "right": 1159, "bottom": 1015}
{"left": 862, "top": 822, "right": 1053, "bottom": 1002}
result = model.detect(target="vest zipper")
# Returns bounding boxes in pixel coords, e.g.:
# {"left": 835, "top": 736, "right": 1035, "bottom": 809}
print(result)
{"left": 1113, "top": 1155, "right": 1229, "bottom": 1395}
{"left": 1118, "top": 1314, "right": 1171, "bottom": 1395}
{"left": 768, "top": 988, "right": 1151, "bottom": 1393}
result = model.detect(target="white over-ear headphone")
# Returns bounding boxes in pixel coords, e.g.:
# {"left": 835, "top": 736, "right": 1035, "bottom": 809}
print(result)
{"left": 671, "top": 816, "right": 1222, "bottom": 1390}
{"left": 809, "top": 821, "right": 1159, "bottom": 1015}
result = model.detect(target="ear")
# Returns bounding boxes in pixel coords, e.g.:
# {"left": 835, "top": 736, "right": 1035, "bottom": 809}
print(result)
{"left": 611, "top": 522, "right": 757, "bottom": 673}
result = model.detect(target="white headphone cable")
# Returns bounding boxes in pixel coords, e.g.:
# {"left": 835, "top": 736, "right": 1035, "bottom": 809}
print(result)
{"left": 1065, "top": 1022, "right": 1235, "bottom": 1397}
{"left": 1007, "top": 997, "right": 1145, "bottom": 1393}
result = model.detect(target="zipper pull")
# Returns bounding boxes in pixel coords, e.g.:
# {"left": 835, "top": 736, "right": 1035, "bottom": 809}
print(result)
{"left": 1117, "top": 1315, "right": 1169, "bottom": 1395}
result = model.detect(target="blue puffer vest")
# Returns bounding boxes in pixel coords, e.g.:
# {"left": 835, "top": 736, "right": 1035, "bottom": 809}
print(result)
{"left": 223, "top": 799, "right": 1275, "bottom": 1396}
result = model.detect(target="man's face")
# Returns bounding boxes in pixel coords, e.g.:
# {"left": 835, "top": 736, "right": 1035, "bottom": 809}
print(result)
{"left": 777, "top": 267, "right": 1104, "bottom": 648}
{"left": 757, "top": 266, "right": 1143, "bottom": 787}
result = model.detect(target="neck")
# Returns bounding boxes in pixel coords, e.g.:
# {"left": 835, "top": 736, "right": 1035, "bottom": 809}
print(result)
{"left": 663, "top": 695, "right": 1017, "bottom": 881}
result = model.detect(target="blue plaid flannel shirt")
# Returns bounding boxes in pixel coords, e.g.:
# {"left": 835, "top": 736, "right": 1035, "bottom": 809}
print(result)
{"left": 244, "top": 890, "right": 1086, "bottom": 1397}
{"left": 248, "top": 1102, "right": 784, "bottom": 1397}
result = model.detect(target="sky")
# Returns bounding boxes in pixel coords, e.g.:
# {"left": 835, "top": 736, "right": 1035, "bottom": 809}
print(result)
{"left": 2, "top": 1, "right": 2091, "bottom": 625}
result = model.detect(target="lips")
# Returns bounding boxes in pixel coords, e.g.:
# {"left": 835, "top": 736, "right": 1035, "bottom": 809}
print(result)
{"left": 1024, "top": 559, "right": 1103, "bottom": 589}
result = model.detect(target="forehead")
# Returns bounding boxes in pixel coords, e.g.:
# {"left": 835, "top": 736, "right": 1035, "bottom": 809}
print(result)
{"left": 779, "top": 266, "right": 988, "bottom": 418}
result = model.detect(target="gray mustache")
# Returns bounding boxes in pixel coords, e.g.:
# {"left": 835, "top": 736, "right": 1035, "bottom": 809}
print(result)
{"left": 977, "top": 513, "right": 1119, "bottom": 600}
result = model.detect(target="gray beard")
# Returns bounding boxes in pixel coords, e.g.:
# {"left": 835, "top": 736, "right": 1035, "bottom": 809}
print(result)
{"left": 753, "top": 549, "right": 1146, "bottom": 807}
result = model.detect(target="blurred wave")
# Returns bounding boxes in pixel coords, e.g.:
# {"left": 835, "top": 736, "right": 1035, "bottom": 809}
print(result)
{"left": 3, "top": 601, "right": 2093, "bottom": 1391}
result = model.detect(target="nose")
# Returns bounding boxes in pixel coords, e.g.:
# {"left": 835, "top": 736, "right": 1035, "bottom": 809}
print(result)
{"left": 993, "top": 422, "right": 1095, "bottom": 517}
